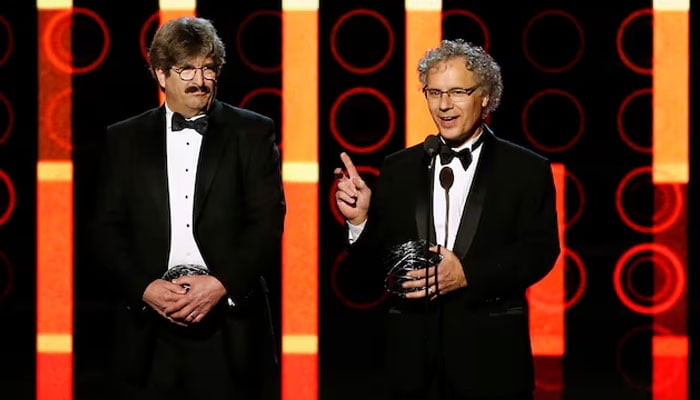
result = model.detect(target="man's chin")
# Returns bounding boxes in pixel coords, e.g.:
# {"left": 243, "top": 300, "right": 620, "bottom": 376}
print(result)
{"left": 187, "top": 99, "right": 211, "bottom": 113}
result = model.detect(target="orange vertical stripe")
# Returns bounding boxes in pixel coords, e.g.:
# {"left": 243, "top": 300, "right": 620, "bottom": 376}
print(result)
{"left": 282, "top": 10, "right": 318, "bottom": 162}
{"left": 282, "top": 354, "right": 318, "bottom": 400}
{"left": 37, "top": 6, "right": 74, "bottom": 400}
{"left": 652, "top": 10, "right": 688, "bottom": 183}
{"left": 653, "top": 335, "right": 688, "bottom": 400}
{"left": 652, "top": 4, "right": 688, "bottom": 400}
{"left": 37, "top": 354, "right": 72, "bottom": 400}
{"left": 530, "top": 163, "right": 565, "bottom": 399}
{"left": 282, "top": 182, "right": 318, "bottom": 334}
{"left": 282, "top": 6, "right": 319, "bottom": 400}
{"left": 529, "top": 163, "right": 566, "bottom": 356}
{"left": 405, "top": 10, "right": 441, "bottom": 147}
{"left": 159, "top": 9, "right": 194, "bottom": 23}
{"left": 37, "top": 180, "right": 73, "bottom": 333}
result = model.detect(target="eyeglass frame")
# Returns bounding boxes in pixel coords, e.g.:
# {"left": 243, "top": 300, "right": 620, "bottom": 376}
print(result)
{"left": 423, "top": 86, "right": 479, "bottom": 102}
{"left": 170, "top": 64, "right": 221, "bottom": 81}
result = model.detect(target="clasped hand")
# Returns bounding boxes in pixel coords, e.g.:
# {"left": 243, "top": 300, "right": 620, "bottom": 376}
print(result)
{"left": 401, "top": 245, "right": 468, "bottom": 300}
{"left": 143, "top": 275, "right": 227, "bottom": 326}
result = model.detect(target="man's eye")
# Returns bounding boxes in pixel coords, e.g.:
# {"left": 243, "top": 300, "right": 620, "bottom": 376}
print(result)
{"left": 450, "top": 89, "right": 467, "bottom": 96}
{"left": 428, "top": 90, "right": 441, "bottom": 96}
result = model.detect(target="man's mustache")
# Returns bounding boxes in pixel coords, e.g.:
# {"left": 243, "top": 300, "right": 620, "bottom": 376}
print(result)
{"left": 185, "top": 85, "right": 211, "bottom": 94}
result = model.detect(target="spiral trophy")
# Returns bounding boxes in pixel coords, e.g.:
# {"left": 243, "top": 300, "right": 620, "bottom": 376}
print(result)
{"left": 162, "top": 264, "right": 209, "bottom": 291}
{"left": 383, "top": 239, "right": 442, "bottom": 296}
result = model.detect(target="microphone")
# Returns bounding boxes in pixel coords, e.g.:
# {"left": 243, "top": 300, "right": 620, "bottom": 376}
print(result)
{"left": 439, "top": 166, "right": 453, "bottom": 247}
{"left": 439, "top": 166, "right": 454, "bottom": 193}
{"left": 423, "top": 135, "right": 441, "bottom": 169}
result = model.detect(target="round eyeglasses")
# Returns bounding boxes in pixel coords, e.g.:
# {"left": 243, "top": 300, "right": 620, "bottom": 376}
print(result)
{"left": 170, "top": 65, "right": 219, "bottom": 81}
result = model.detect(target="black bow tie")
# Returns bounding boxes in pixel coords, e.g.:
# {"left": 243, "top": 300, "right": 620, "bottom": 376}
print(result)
{"left": 172, "top": 112, "right": 208, "bottom": 135}
{"left": 440, "top": 146, "right": 472, "bottom": 170}
{"left": 439, "top": 135, "right": 484, "bottom": 170}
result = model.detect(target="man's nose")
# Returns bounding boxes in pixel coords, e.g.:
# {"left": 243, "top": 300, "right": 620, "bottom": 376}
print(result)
{"left": 439, "top": 94, "right": 453, "bottom": 110}
{"left": 191, "top": 68, "right": 206, "bottom": 85}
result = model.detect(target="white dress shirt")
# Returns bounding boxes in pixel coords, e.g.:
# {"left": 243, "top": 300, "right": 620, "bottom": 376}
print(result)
{"left": 432, "top": 133, "right": 483, "bottom": 250}
{"left": 164, "top": 105, "right": 208, "bottom": 270}
{"left": 347, "top": 132, "right": 484, "bottom": 250}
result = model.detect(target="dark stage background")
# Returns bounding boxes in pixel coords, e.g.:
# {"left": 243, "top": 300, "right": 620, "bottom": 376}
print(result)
{"left": 0, "top": 1, "right": 697, "bottom": 399}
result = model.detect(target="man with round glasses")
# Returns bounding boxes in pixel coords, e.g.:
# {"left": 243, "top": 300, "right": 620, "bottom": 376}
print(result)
{"left": 170, "top": 65, "right": 220, "bottom": 81}
{"left": 335, "top": 39, "right": 560, "bottom": 399}
{"left": 92, "top": 16, "right": 285, "bottom": 400}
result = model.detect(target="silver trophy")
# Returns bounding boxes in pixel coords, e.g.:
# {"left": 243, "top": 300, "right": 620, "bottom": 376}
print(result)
{"left": 383, "top": 239, "right": 442, "bottom": 297}
{"left": 162, "top": 264, "right": 209, "bottom": 291}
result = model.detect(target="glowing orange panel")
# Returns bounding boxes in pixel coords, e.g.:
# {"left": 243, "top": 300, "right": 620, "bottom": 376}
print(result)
{"left": 37, "top": 179, "right": 73, "bottom": 333}
{"left": 652, "top": 3, "right": 688, "bottom": 400}
{"left": 37, "top": 4, "right": 74, "bottom": 400}
{"left": 36, "top": 354, "right": 72, "bottom": 400}
{"left": 282, "top": 354, "right": 318, "bottom": 400}
{"left": 652, "top": 10, "right": 688, "bottom": 184}
{"left": 529, "top": 163, "right": 565, "bottom": 399}
{"left": 282, "top": 182, "right": 318, "bottom": 334}
{"left": 529, "top": 163, "right": 566, "bottom": 356}
{"left": 282, "top": 4, "right": 319, "bottom": 400}
{"left": 405, "top": 6, "right": 440, "bottom": 147}
{"left": 653, "top": 335, "right": 688, "bottom": 400}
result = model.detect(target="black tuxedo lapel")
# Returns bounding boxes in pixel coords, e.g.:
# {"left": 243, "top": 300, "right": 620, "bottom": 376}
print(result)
{"left": 140, "top": 108, "right": 170, "bottom": 231}
{"left": 194, "top": 101, "right": 231, "bottom": 221}
{"left": 452, "top": 127, "right": 494, "bottom": 259}
{"left": 415, "top": 152, "right": 437, "bottom": 244}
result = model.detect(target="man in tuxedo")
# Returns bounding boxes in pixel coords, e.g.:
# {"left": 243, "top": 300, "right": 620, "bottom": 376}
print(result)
{"left": 91, "top": 16, "right": 285, "bottom": 400}
{"left": 334, "top": 39, "right": 560, "bottom": 399}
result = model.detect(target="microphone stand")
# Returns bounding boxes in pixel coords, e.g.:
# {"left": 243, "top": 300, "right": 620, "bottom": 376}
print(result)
{"left": 436, "top": 165, "right": 454, "bottom": 399}
{"left": 423, "top": 136, "right": 439, "bottom": 397}
{"left": 426, "top": 158, "right": 437, "bottom": 302}
{"left": 438, "top": 166, "right": 454, "bottom": 297}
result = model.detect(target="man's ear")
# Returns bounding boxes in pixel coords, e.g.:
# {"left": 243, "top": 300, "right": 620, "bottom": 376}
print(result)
{"left": 481, "top": 95, "right": 489, "bottom": 109}
{"left": 155, "top": 68, "right": 167, "bottom": 90}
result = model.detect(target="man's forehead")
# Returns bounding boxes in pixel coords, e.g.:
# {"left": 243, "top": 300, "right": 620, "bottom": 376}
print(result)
{"left": 178, "top": 56, "right": 215, "bottom": 67}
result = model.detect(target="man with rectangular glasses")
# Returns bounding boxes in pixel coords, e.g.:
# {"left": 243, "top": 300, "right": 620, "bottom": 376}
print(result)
{"left": 335, "top": 39, "right": 560, "bottom": 400}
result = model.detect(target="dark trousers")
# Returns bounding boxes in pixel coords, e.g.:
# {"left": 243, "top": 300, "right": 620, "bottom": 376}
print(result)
{"left": 117, "top": 310, "right": 265, "bottom": 400}
{"left": 384, "top": 301, "right": 533, "bottom": 400}
{"left": 140, "top": 327, "right": 237, "bottom": 400}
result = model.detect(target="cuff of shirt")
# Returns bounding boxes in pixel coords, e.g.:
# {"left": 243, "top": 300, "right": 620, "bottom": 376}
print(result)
{"left": 347, "top": 219, "right": 367, "bottom": 244}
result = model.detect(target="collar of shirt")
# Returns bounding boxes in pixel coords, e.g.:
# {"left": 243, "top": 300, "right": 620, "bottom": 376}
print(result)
{"left": 439, "top": 130, "right": 484, "bottom": 152}
{"left": 165, "top": 104, "right": 206, "bottom": 133}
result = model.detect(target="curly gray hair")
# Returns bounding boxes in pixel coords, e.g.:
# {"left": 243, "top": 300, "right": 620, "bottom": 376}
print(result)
{"left": 417, "top": 39, "right": 503, "bottom": 116}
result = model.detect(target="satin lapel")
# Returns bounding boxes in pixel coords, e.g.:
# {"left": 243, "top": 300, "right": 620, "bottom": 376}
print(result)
{"left": 194, "top": 101, "right": 229, "bottom": 221}
{"left": 140, "top": 107, "right": 169, "bottom": 230}
{"left": 452, "top": 127, "right": 495, "bottom": 259}
{"left": 415, "top": 153, "right": 436, "bottom": 243}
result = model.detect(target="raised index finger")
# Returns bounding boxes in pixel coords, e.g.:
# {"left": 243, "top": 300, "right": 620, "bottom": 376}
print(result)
{"left": 340, "top": 152, "right": 360, "bottom": 179}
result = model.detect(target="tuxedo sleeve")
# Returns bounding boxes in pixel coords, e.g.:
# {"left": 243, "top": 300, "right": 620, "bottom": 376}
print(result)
{"left": 216, "top": 118, "right": 286, "bottom": 302}
{"left": 90, "top": 127, "right": 154, "bottom": 309}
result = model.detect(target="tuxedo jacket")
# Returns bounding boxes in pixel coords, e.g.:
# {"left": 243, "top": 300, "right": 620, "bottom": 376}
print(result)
{"left": 350, "top": 125, "right": 560, "bottom": 398}
{"left": 91, "top": 100, "right": 286, "bottom": 385}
